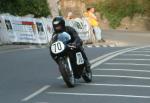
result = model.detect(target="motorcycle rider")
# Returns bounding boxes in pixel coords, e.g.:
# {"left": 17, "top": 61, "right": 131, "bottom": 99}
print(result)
{"left": 50, "top": 16, "right": 90, "bottom": 70}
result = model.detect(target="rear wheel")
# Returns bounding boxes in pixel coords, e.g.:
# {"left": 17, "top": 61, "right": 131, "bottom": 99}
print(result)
{"left": 58, "top": 57, "right": 75, "bottom": 88}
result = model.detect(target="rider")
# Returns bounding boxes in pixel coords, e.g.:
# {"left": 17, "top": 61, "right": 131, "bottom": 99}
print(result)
{"left": 51, "top": 16, "right": 90, "bottom": 69}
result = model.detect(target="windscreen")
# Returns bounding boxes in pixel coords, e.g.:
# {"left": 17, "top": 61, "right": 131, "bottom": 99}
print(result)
{"left": 57, "top": 32, "right": 71, "bottom": 44}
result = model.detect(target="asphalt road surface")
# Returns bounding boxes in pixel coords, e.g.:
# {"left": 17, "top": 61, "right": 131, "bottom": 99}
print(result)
{"left": 1, "top": 45, "right": 150, "bottom": 103}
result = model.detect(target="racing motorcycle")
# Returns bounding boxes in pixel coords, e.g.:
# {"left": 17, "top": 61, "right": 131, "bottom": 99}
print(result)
{"left": 50, "top": 32, "right": 92, "bottom": 88}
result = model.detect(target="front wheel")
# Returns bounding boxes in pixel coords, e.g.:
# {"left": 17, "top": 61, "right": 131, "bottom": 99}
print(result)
{"left": 58, "top": 57, "right": 75, "bottom": 88}
{"left": 82, "top": 66, "right": 92, "bottom": 83}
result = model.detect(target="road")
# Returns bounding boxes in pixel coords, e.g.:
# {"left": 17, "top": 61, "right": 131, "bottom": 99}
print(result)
{"left": 1, "top": 45, "right": 150, "bottom": 103}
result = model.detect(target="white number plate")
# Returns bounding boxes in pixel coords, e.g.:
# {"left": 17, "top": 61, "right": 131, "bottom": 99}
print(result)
{"left": 76, "top": 52, "right": 84, "bottom": 65}
{"left": 51, "top": 41, "right": 65, "bottom": 54}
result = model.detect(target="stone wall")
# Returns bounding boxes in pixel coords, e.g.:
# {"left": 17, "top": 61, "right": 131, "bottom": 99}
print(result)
{"left": 98, "top": 15, "right": 150, "bottom": 31}
{"left": 60, "top": 0, "right": 85, "bottom": 18}
{"left": 47, "top": 0, "right": 59, "bottom": 17}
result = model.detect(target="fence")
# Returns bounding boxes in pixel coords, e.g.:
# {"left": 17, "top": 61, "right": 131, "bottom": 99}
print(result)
{"left": 0, "top": 14, "right": 95, "bottom": 45}
{"left": 66, "top": 18, "right": 96, "bottom": 43}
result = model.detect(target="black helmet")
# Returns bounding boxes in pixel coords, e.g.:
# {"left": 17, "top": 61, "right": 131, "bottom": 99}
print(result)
{"left": 52, "top": 16, "right": 65, "bottom": 33}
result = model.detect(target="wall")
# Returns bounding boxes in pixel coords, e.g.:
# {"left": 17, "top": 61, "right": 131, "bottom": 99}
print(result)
{"left": 60, "top": 0, "right": 85, "bottom": 17}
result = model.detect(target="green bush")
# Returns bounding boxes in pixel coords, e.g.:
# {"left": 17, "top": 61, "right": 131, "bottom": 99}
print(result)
{"left": 142, "top": 0, "right": 150, "bottom": 17}
{"left": 0, "top": 0, "right": 50, "bottom": 17}
{"left": 93, "top": 0, "right": 145, "bottom": 28}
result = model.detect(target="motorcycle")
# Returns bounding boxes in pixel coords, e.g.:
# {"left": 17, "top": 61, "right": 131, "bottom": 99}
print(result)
{"left": 50, "top": 32, "right": 92, "bottom": 88}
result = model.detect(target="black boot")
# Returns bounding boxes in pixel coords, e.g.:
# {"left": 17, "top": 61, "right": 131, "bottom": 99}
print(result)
{"left": 85, "top": 59, "right": 90, "bottom": 68}
{"left": 79, "top": 46, "right": 91, "bottom": 69}
{"left": 84, "top": 59, "right": 91, "bottom": 72}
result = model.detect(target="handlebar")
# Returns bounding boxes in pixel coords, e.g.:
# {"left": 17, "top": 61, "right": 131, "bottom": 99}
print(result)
{"left": 67, "top": 44, "right": 76, "bottom": 50}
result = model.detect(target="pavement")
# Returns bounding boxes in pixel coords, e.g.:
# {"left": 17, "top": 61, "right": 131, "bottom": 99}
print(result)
{"left": 102, "top": 30, "right": 150, "bottom": 46}
{"left": 85, "top": 39, "right": 128, "bottom": 48}
{"left": 1, "top": 45, "right": 150, "bottom": 103}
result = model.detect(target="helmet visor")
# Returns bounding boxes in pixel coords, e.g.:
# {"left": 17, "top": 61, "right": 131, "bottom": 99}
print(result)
{"left": 55, "top": 25, "right": 62, "bottom": 31}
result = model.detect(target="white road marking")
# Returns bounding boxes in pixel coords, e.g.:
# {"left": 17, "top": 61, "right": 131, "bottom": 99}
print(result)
{"left": 21, "top": 85, "right": 50, "bottom": 102}
{"left": 94, "top": 68, "right": 150, "bottom": 73}
{"left": 102, "top": 45, "right": 107, "bottom": 47}
{"left": 81, "top": 83, "right": 150, "bottom": 88}
{"left": 93, "top": 75, "right": 150, "bottom": 80}
{"left": 91, "top": 46, "right": 150, "bottom": 69}
{"left": 105, "top": 63, "right": 150, "bottom": 66}
{"left": 122, "top": 54, "right": 150, "bottom": 57}
{"left": 86, "top": 45, "right": 93, "bottom": 48}
{"left": 95, "top": 45, "right": 100, "bottom": 47}
{"left": 89, "top": 48, "right": 131, "bottom": 64}
{"left": 143, "top": 49, "right": 150, "bottom": 51}
{"left": 131, "top": 51, "right": 150, "bottom": 53}
{"left": 36, "top": 102, "right": 48, "bottom": 103}
{"left": 109, "top": 44, "right": 115, "bottom": 47}
{"left": 47, "top": 92, "right": 150, "bottom": 99}
{"left": 113, "top": 58, "right": 150, "bottom": 61}
{"left": 57, "top": 76, "right": 62, "bottom": 79}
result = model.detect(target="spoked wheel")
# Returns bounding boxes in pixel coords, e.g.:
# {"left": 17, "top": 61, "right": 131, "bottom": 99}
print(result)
{"left": 82, "top": 66, "right": 92, "bottom": 83}
{"left": 58, "top": 57, "right": 75, "bottom": 88}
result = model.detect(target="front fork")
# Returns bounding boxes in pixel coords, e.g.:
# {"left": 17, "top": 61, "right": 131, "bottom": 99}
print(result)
{"left": 66, "top": 57, "right": 74, "bottom": 77}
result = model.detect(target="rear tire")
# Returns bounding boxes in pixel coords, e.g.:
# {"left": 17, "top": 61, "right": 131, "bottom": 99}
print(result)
{"left": 58, "top": 58, "right": 75, "bottom": 88}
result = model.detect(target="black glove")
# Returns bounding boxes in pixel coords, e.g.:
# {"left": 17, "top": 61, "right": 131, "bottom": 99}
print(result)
{"left": 71, "top": 42, "right": 77, "bottom": 47}
{"left": 67, "top": 43, "right": 77, "bottom": 50}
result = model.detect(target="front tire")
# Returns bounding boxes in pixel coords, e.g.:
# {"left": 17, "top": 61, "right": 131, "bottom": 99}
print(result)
{"left": 58, "top": 57, "right": 75, "bottom": 88}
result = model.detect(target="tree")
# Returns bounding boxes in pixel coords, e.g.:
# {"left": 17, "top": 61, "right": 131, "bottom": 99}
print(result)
{"left": 0, "top": 0, "right": 51, "bottom": 17}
